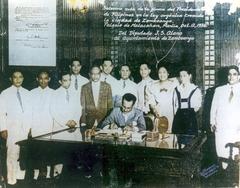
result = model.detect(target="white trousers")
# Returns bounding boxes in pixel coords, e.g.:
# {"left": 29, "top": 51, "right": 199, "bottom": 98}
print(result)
{"left": 7, "top": 143, "right": 25, "bottom": 185}
{"left": 33, "top": 166, "right": 51, "bottom": 179}
{"left": 215, "top": 128, "right": 240, "bottom": 169}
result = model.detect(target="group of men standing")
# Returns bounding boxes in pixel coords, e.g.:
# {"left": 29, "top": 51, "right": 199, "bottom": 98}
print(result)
{"left": 1, "top": 56, "right": 239, "bottom": 187}
{"left": 0, "top": 58, "right": 148, "bottom": 186}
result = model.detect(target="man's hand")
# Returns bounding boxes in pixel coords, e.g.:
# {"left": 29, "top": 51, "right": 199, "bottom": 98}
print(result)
{"left": 110, "top": 123, "right": 118, "bottom": 130}
{"left": 211, "top": 124, "right": 216, "bottom": 132}
{"left": 153, "top": 107, "right": 161, "bottom": 118}
{"left": 66, "top": 120, "right": 77, "bottom": 128}
{"left": 124, "top": 125, "right": 133, "bottom": 132}
{"left": 1, "top": 130, "right": 8, "bottom": 140}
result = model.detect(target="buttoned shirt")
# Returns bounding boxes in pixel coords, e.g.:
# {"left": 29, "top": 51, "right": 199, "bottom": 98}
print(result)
{"left": 100, "top": 73, "right": 120, "bottom": 97}
{"left": 211, "top": 83, "right": 240, "bottom": 127}
{"left": 173, "top": 83, "right": 202, "bottom": 113}
{"left": 50, "top": 86, "right": 82, "bottom": 130}
{"left": 115, "top": 79, "right": 138, "bottom": 107}
{"left": 69, "top": 74, "right": 88, "bottom": 94}
{"left": 30, "top": 86, "right": 54, "bottom": 137}
{"left": 1, "top": 85, "right": 32, "bottom": 142}
{"left": 0, "top": 94, "right": 7, "bottom": 131}
{"left": 91, "top": 81, "right": 101, "bottom": 107}
{"left": 136, "top": 77, "right": 154, "bottom": 113}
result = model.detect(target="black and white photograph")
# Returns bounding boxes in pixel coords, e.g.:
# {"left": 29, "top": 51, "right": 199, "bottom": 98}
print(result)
{"left": 0, "top": 0, "right": 240, "bottom": 187}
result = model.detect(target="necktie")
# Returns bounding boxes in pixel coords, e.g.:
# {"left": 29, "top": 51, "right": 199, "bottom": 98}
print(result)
{"left": 104, "top": 76, "right": 107, "bottom": 82}
{"left": 17, "top": 89, "right": 24, "bottom": 112}
{"left": 74, "top": 76, "right": 78, "bottom": 90}
{"left": 144, "top": 85, "right": 147, "bottom": 106}
{"left": 66, "top": 89, "right": 70, "bottom": 102}
{"left": 123, "top": 80, "right": 126, "bottom": 89}
{"left": 229, "top": 87, "right": 234, "bottom": 102}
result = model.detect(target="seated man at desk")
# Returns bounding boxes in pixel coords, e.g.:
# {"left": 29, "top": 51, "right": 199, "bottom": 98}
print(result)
{"left": 99, "top": 93, "right": 146, "bottom": 131}
{"left": 99, "top": 93, "right": 146, "bottom": 188}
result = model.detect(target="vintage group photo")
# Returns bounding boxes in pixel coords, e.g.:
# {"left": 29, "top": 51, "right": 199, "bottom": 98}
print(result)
{"left": 0, "top": 0, "right": 240, "bottom": 187}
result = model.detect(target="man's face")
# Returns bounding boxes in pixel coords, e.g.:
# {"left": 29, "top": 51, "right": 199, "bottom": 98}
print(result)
{"left": 101, "top": 60, "right": 113, "bottom": 75}
{"left": 90, "top": 67, "right": 101, "bottom": 82}
{"left": 121, "top": 99, "right": 134, "bottom": 113}
{"left": 37, "top": 72, "right": 50, "bottom": 89}
{"left": 12, "top": 72, "right": 24, "bottom": 88}
{"left": 71, "top": 61, "right": 81, "bottom": 75}
{"left": 228, "top": 69, "right": 239, "bottom": 85}
{"left": 60, "top": 74, "right": 71, "bottom": 89}
{"left": 140, "top": 64, "right": 151, "bottom": 79}
{"left": 180, "top": 71, "right": 191, "bottom": 84}
{"left": 158, "top": 67, "right": 169, "bottom": 81}
{"left": 120, "top": 66, "right": 131, "bottom": 80}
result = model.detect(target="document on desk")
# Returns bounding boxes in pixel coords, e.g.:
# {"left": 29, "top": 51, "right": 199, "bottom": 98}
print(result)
{"left": 9, "top": 0, "right": 56, "bottom": 66}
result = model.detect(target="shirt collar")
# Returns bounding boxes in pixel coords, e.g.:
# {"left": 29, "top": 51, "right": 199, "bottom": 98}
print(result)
{"left": 177, "top": 83, "right": 196, "bottom": 91}
{"left": 228, "top": 82, "right": 240, "bottom": 89}
{"left": 12, "top": 85, "right": 22, "bottom": 91}
{"left": 121, "top": 78, "right": 129, "bottom": 82}
{"left": 60, "top": 86, "right": 69, "bottom": 91}
{"left": 91, "top": 80, "right": 101, "bottom": 86}
{"left": 38, "top": 86, "right": 49, "bottom": 90}
{"left": 142, "top": 77, "right": 152, "bottom": 84}
{"left": 71, "top": 74, "right": 80, "bottom": 79}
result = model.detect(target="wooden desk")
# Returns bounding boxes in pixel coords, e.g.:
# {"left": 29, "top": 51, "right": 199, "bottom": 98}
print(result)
{"left": 17, "top": 128, "right": 206, "bottom": 185}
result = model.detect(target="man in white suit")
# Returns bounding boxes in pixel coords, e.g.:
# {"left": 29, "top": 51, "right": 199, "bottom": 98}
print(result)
{"left": 30, "top": 71, "right": 54, "bottom": 180}
{"left": 115, "top": 64, "right": 138, "bottom": 107}
{"left": 31, "top": 71, "right": 54, "bottom": 137}
{"left": 50, "top": 70, "right": 82, "bottom": 141}
{"left": 1, "top": 70, "right": 32, "bottom": 185}
{"left": 211, "top": 65, "right": 240, "bottom": 169}
{"left": 69, "top": 58, "right": 88, "bottom": 96}
{"left": 0, "top": 94, "right": 7, "bottom": 184}
{"left": 50, "top": 71, "right": 82, "bottom": 177}
{"left": 136, "top": 63, "right": 154, "bottom": 114}
{"left": 100, "top": 58, "right": 119, "bottom": 104}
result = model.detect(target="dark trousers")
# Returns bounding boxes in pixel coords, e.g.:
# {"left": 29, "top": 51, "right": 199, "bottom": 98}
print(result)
{"left": 0, "top": 138, "right": 7, "bottom": 181}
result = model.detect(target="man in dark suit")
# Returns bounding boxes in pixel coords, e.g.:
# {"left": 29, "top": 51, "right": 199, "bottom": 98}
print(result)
{"left": 80, "top": 65, "right": 113, "bottom": 178}
{"left": 80, "top": 65, "right": 113, "bottom": 130}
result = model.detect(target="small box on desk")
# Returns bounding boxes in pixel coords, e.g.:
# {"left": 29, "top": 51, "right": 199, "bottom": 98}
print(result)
{"left": 131, "top": 132, "right": 146, "bottom": 142}
{"left": 146, "top": 131, "right": 159, "bottom": 142}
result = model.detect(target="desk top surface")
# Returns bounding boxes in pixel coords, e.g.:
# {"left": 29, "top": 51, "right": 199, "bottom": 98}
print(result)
{"left": 30, "top": 128, "right": 201, "bottom": 151}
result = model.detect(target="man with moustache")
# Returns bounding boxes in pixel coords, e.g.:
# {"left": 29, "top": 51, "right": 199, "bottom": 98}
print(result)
{"left": 211, "top": 65, "right": 240, "bottom": 169}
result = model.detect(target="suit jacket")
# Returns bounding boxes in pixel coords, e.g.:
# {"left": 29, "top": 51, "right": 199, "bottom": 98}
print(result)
{"left": 100, "top": 107, "right": 146, "bottom": 131}
{"left": 81, "top": 81, "right": 113, "bottom": 128}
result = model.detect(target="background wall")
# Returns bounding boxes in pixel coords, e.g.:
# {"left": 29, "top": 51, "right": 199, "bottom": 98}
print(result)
{"left": 0, "top": 0, "right": 239, "bottom": 91}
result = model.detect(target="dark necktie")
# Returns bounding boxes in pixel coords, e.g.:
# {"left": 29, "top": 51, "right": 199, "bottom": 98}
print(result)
{"left": 17, "top": 89, "right": 24, "bottom": 112}
{"left": 144, "top": 84, "right": 147, "bottom": 106}
{"left": 74, "top": 76, "right": 78, "bottom": 90}
{"left": 66, "top": 89, "right": 70, "bottom": 102}
{"left": 123, "top": 80, "right": 126, "bottom": 89}
{"left": 229, "top": 87, "right": 233, "bottom": 103}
